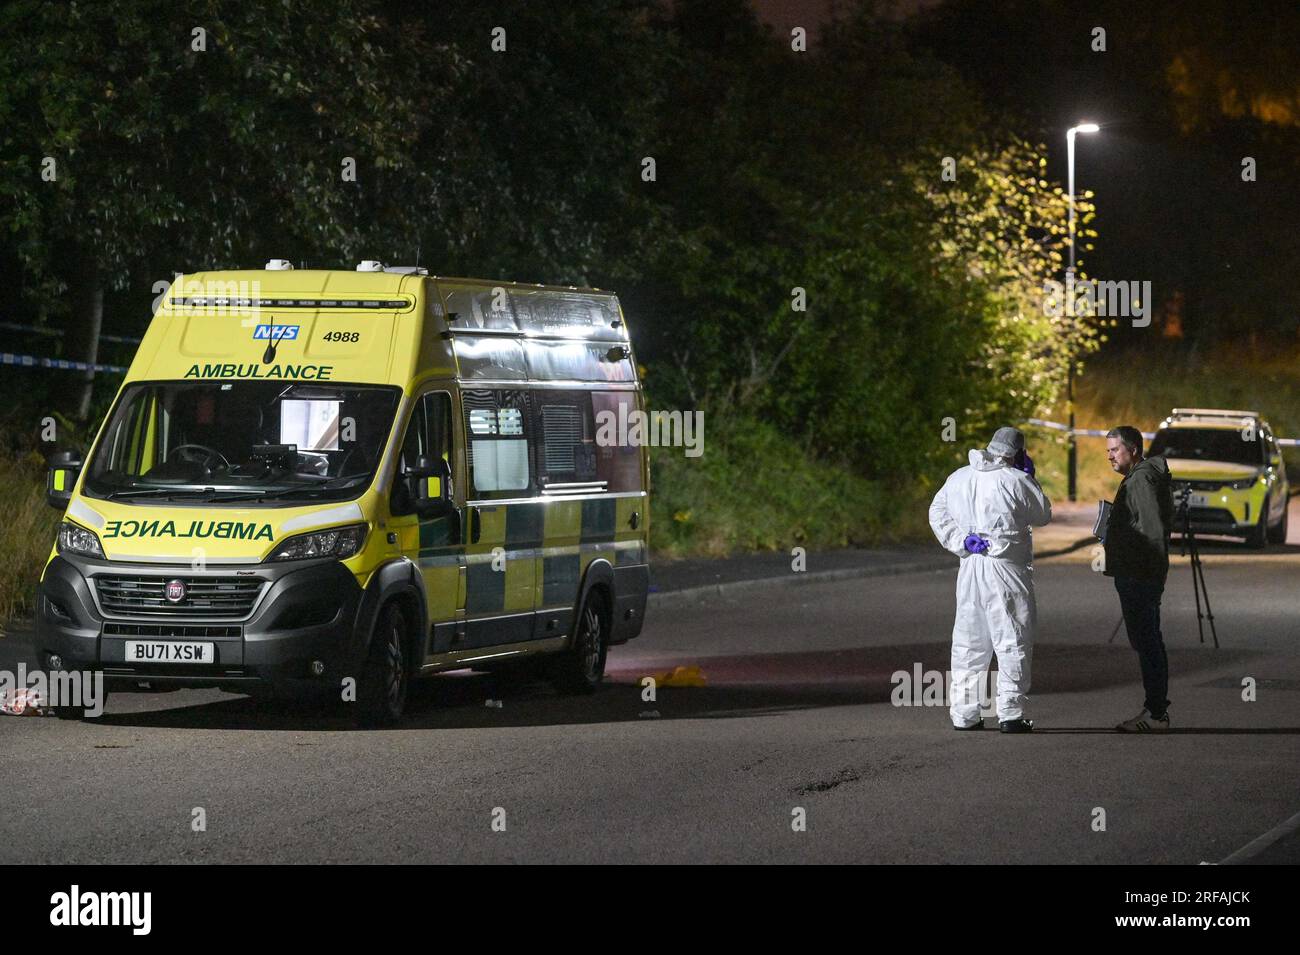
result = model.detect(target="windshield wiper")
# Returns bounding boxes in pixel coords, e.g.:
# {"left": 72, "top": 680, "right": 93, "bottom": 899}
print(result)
{"left": 105, "top": 478, "right": 367, "bottom": 503}
{"left": 250, "top": 477, "right": 370, "bottom": 501}
{"left": 106, "top": 487, "right": 277, "bottom": 502}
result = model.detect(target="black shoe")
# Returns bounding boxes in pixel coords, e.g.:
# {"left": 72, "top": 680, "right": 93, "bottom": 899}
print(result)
{"left": 999, "top": 718, "right": 1034, "bottom": 733}
{"left": 953, "top": 719, "right": 984, "bottom": 731}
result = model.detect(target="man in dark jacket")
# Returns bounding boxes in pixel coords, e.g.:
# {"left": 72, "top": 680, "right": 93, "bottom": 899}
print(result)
{"left": 1104, "top": 425, "right": 1175, "bottom": 732}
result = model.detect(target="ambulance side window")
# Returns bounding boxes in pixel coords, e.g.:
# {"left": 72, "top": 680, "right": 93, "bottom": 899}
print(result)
{"left": 392, "top": 392, "right": 453, "bottom": 514}
{"left": 398, "top": 400, "right": 426, "bottom": 473}
{"left": 105, "top": 388, "right": 158, "bottom": 476}
{"left": 534, "top": 390, "right": 597, "bottom": 488}
{"left": 464, "top": 389, "right": 533, "bottom": 500}
{"left": 591, "top": 391, "right": 643, "bottom": 492}
{"left": 427, "top": 393, "right": 452, "bottom": 467}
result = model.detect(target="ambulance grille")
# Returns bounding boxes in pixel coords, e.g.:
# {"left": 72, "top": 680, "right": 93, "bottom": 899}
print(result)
{"left": 95, "top": 575, "right": 264, "bottom": 617}
{"left": 102, "top": 623, "right": 242, "bottom": 639}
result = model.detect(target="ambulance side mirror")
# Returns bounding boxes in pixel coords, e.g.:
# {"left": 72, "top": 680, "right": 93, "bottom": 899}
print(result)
{"left": 46, "top": 450, "right": 83, "bottom": 510}
{"left": 407, "top": 455, "right": 454, "bottom": 519}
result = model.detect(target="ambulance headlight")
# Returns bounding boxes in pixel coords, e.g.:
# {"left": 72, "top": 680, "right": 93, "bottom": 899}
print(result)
{"left": 1228, "top": 475, "right": 1261, "bottom": 490}
{"left": 267, "top": 524, "right": 367, "bottom": 561}
{"left": 58, "top": 522, "right": 105, "bottom": 559}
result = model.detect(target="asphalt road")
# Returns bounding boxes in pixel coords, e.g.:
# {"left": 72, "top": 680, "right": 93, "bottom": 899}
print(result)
{"left": 1, "top": 516, "right": 1297, "bottom": 864}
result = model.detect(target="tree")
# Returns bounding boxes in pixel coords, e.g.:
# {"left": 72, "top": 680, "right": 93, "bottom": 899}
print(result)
{"left": 0, "top": 0, "right": 434, "bottom": 418}
{"left": 627, "top": 1, "right": 1097, "bottom": 479}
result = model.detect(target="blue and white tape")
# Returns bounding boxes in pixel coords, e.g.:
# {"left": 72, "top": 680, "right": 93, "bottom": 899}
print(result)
{"left": 1025, "top": 417, "right": 1299, "bottom": 447}
{"left": 1025, "top": 418, "right": 1155, "bottom": 440}
{"left": 0, "top": 322, "right": 140, "bottom": 345}
{"left": 1, "top": 352, "right": 128, "bottom": 374}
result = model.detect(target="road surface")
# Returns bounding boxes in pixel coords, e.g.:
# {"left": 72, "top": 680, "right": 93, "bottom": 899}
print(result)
{"left": 0, "top": 502, "right": 1296, "bottom": 863}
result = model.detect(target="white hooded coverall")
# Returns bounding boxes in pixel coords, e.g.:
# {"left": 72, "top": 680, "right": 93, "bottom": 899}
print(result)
{"left": 928, "top": 448, "right": 1053, "bottom": 726}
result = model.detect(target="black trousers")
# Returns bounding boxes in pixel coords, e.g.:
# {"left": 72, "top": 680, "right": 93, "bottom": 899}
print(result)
{"left": 1114, "top": 575, "right": 1170, "bottom": 716}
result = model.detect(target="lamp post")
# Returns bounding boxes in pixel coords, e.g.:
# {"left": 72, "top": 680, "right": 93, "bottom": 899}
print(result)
{"left": 1065, "top": 122, "right": 1099, "bottom": 502}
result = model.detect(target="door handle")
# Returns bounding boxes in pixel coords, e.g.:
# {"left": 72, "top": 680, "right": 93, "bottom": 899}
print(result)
{"left": 471, "top": 508, "right": 481, "bottom": 544}
{"left": 629, "top": 510, "right": 640, "bottom": 529}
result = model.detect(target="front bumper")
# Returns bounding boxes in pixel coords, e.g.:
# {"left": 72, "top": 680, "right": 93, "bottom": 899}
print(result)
{"left": 1178, "top": 507, "right": 1256, "bottom": 538}
{"left": 36, "top": 554, "right": 364, "bottom": 694}
{"left": 1172, "top": 479, "right": 1268, "bottom": 538}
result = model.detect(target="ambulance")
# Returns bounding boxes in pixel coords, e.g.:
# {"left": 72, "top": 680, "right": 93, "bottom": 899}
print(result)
{"left": 38, "top": 261, "right": 650, "bottom": 724}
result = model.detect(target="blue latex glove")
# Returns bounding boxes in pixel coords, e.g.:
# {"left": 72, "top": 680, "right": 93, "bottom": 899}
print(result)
{"left": 1014, "top": 450, "right": 1036, "bottom": 477}
{"left": 963, "top": 533, "right": 989, "bottom": 555}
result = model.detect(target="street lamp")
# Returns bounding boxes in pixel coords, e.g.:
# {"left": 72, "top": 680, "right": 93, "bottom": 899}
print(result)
{"left": 1065, "top": 122, "right": 1099, "bottom": 502}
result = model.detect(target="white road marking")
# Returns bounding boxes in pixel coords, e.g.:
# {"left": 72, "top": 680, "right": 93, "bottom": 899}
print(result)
{"left": 1218, "top": 807, "right": 1300, "bottom": 864}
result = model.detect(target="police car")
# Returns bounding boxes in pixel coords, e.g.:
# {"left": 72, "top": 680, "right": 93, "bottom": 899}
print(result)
{"left": 1149, "top": 408, "right": 1289, "bottom": 548}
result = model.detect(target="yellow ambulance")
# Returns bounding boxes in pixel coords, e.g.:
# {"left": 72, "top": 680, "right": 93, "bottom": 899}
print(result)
{"left": 38, "top": 261, "right": 650, "bottom": 724}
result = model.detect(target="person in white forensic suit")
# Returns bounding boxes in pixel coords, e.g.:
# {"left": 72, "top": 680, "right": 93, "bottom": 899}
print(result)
{"left": 928, "top": 427, "right": 1052, "bottom": 734}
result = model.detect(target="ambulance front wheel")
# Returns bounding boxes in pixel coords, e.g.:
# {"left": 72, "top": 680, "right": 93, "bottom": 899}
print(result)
{"left": 355, "top": 602, "right": 411, "bottom": 727}
{"left": 549, "top": 589, "right": 609, "bottom": 695}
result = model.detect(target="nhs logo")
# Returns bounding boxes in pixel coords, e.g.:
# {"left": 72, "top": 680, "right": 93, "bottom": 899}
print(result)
{"left": 253, "top": 324, "right": 299, "bottom": 340}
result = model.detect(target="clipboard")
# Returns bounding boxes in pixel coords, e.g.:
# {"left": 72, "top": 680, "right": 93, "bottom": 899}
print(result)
{"left": 1093, "top": 500, "right": 1112, "bottom": 541}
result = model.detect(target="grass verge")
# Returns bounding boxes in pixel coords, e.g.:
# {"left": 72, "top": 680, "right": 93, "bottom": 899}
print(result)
{"left": 0, "top": 451, "right": 59, "bottom": 627}
{"left": 648, "top": 412, "right": 930, "bottom": 559}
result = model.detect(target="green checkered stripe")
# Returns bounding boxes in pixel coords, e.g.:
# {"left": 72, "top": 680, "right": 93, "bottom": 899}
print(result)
{"left": 416, "top": 496, "right": 646, "bottom": 616}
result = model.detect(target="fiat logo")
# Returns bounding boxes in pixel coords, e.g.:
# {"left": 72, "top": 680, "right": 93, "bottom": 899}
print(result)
{"left": 165, "top": 579, "right": 187, "bottom": 603}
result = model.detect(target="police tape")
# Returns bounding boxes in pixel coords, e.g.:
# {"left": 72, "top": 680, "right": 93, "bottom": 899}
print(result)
{"left": 1025, "top": 417, "right": 1300, "bottom": 447}
{"left": 1024, "top": 418, "right": 1154, "bottom": 440}
{"left": 1, "top": 352, "right": 128, "bottom": 374}
{"left": 0, "top": 322, "right": 140, "bottom": 345}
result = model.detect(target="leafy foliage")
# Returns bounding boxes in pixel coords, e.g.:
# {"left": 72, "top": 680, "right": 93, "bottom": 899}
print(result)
{"left": 627, "top": 2, "right": 1097, "bottom": 482}
{"left": 0, "top": 0, "right": 1101, "bottom": 555}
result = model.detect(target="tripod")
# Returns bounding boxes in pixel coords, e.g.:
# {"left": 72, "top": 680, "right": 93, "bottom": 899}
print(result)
{"left": 1105, "top": 487, "right": 1219, "bottom": 648}
{"left": 1177, "top": 488, "right": 1219, "bottom": 648}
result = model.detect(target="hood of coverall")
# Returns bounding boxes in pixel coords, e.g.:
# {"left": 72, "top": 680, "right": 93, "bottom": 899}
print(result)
{"left": 969, "top": 448, "right": 1016, "bottom": 472}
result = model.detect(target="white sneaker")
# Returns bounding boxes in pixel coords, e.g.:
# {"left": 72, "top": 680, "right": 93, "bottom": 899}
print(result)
{"left": 1116, "top": 708, "right": 1169, "bottom": 733}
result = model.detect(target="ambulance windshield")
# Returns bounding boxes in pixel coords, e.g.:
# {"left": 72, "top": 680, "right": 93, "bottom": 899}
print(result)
{"left": 81, "top": 381, "right": 401, "bottom": 504}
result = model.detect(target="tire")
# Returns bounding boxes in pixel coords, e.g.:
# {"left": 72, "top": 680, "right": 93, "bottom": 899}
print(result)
{"left": 355, "top": 603, "right": 410, "bottom": 727}
{"left": 548, "top": 590, "right": 609, "bottom": 695}
{"left": 1245, "top": 496, "right": 1268, "bottom": 549}
{"left": 1267, "top": 496, "right": 1289, "bottom": 544}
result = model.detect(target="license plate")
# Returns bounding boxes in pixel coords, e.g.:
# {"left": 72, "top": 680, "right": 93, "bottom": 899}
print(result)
{"left": 1189, "top": 493, "right": 1210, "bottom": 507}
{"left": 123, "top": 640, "right": 214, "bottom": 664}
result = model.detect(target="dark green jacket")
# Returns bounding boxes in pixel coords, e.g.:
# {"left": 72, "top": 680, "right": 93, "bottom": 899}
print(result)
{"left": 1104, "top": 455, "right": 1174, "bottom": 581}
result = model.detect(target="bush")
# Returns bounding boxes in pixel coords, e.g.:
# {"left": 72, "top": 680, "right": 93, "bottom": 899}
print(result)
{"left": 648, "top": 409, "right": 930, "bottom": 559}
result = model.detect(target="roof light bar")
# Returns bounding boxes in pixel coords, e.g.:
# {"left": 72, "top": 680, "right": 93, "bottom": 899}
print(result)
{"left": 170, "top": 297, "right": 410, "bottom": 309}
{"left": 1169, "top": 408, "right": 1261, "bottom": 419}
